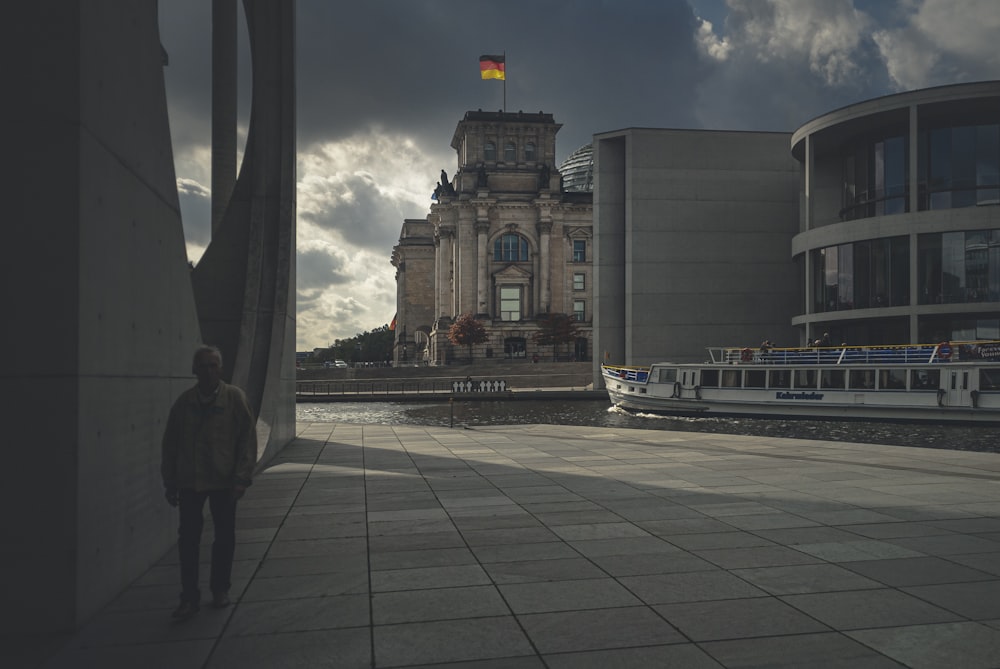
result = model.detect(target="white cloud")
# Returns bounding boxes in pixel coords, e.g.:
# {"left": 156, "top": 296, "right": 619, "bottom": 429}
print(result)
{"left": 873, "top": 0, "right": 1000, "bottom": 90}
{"left": 724, "top": 0, "right": 871, "bottom": 87}
{"left": 696, "top": 18, "right": 731, "bottom": 61}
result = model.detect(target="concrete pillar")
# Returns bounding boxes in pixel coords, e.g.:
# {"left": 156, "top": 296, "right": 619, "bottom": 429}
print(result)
{"left": 211, "top": 0, "right": 238, "bottom": 235}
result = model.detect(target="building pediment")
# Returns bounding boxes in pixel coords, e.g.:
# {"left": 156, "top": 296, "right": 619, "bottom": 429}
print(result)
{"left": 493, "top": 264, "right": 533, "bottom": 281}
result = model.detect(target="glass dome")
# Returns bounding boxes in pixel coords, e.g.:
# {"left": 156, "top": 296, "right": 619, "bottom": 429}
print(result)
{"left": 559, "top": 144, "right": 593, "bottom": 192}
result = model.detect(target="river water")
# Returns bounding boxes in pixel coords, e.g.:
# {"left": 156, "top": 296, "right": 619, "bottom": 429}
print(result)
{"left": 297, "top": 399, "right": 998, "bottom": 453}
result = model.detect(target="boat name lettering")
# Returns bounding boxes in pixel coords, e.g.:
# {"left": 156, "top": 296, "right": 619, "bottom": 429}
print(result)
{"left": 775, "top": 391, "right": 825, "bottom": 401}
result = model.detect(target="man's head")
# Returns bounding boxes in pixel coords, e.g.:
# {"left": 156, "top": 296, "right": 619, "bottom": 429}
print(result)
{"left": 192, "top": 345, "right": 223, "bottom": 388}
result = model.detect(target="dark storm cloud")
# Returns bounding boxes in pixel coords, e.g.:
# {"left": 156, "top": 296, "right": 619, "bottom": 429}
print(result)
{"left": 295, "top": 0, "right": 707, "bottom": 160}
{"left": 297, "top": 247, "right": 351, "bottom": 290}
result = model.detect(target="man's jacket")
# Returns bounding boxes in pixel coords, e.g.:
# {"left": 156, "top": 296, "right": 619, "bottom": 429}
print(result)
{"left": 161, "top": 381, "right": 257, "bottom": 491}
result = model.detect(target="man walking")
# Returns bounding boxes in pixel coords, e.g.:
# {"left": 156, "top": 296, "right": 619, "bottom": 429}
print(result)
{"left": 161, "top": 345, "right": 257, "bottom": 620}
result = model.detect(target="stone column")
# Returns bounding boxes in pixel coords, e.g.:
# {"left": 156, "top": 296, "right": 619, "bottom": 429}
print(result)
{"left": 476, "top": 219, "right": 489, "bottom": 316}
{"left": 438, "top": 228, "right": 454, "bottom": 318}
{"left": 538, "top": 219, "right": 552, "bottom": 313}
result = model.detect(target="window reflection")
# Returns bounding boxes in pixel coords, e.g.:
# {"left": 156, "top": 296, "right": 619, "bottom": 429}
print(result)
{"left": 921, "top": 124, "right": 1000, "bottom": 211}
{"left": 812, "top": 236, "right": 910, "bottom": 312}
{"left": 918, "top": 228, "right": 1000, "bottom": 304}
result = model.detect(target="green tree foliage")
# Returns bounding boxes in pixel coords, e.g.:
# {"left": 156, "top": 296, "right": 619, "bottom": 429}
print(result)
{"left": 448, "top": 313, "right": 488, "bottom": 361}
{"left": 532, "top": 312, "right": 581, "bottom": 359}
{"left": 319, "top": 324, "right": 394, "bottom": 364}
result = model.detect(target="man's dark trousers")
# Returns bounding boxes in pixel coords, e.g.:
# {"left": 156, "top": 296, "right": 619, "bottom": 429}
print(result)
{"left": 177, "top": 488, "right": 237, "bottom": 604}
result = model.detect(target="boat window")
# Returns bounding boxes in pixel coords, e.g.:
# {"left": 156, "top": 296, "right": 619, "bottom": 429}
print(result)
{"left": 878, "top": 368, "right": 907, "bottom": 389}
{"left": 794, "top": 369, "right": 817, "bottom": 389}
{"left": 701, "top": 369, "right": 719, "bottom": 387}
{"left": 744, "top": 370, "right": 766, "bottom": 388}
{"left": 911, "top": 369, "right": 940, "bottom": 389}
{"left": 849, "top": 369, "right": 875, "bottom": 389}
{"left": 721, "top": 370, "right": 740, "bottom": 388}
{"left": 769, "top": 369, "right": 791, "bottom": 388}
{"left": 820, "top": 369, "right": 846, "bottom": 389}
{"left": 657, "top": 368, "right": 677, "bottom": 383}
{"left": 980, "top": 368, "right": 1000, "bottom": 390}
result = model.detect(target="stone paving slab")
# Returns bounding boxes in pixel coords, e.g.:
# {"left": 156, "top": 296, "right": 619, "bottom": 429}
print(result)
{"left": 26, "top": 422, "right": 1000, "bottom": 668}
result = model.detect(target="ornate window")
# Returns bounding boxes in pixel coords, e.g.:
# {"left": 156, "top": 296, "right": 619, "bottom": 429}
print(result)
{"left": 573, "top": 273, "right": 585, "bottom": 290}
{"left": 573, "top": 300, "right": 585, "bottom": 321}
{"left": 572, "top": 239, "right": 586, "bottom": 262}
{"left": 525, "top": 142, "right": 536, "bottom": 161}
{"left": 504, "top": 142, "right": 516, "bottom": 162}
{"left": 500, "top": 286, "right": 521, "bottom": 321}
{"left": 484, "top": 141, "right": 496, "bottom": 162}
{"left": 494, "top": 233, "right": 529, "bottom": 262}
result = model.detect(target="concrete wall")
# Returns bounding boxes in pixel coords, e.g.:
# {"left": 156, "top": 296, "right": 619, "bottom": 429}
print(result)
{"left": 2, "top": 2, "right": 202, "bottom": 634}
{"left": 594, "top": 129, "right": 800, "bottom": 377}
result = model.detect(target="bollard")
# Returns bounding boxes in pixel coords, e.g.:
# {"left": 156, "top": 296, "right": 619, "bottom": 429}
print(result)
{"left": 450, "top": 397, "right": 454, "bottom": 428}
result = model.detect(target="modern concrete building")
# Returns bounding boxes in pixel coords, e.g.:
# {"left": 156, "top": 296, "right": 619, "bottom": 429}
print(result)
{"left": 392, "top": 111, "right": 594, "bottom": 365}
{"left": 792, "top": 81, "right": 1000, "bottom": 346}
{"left": 593, "top": 128, "right": 801, "bottom": 376}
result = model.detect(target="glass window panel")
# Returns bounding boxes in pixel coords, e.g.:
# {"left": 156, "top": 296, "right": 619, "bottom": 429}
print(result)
{"left": 573, "top": 300, "right": 585, "bottom": 321}
{"left": 573, "top": 273, "right": 585, "bottom": 290}
{"left": 820, "top": 369, "right": 845, "bottom": 389}
{"left": 878, "top": 368, "right": 906, "bottom": 389}
{"left": 504, "top": 142, "right": 516, "bottom": 162}
{"left": 825, "top": 245, "right": 839, "bottom": 310}
{"left": 929, "top": 127, "right": 951, "bottom": 210}
{"left": 884, "top": 136, "right": 907, "bottom": 214}
{"left": 721, "top": 370, "right": 740, "bottom": 387}
{"left": 573, "top": 239, "right": 586, "bottom": 262}
{"left": 941, "top": 231, "right": 966, "bottom": 302}
{"left": 838, "top": 244, "right": 853, "bottom": 309}
{"left": 484, "top": 141, "right": 496, "bottom": 161}
{"left": 891, "top": 236, "right": 910, "bottom": 306}
{"left": 701, "top": 369, "right": 719, "bottom": 387}
{"left": 911, "top": 369, "right": 940, "bottom": 389}
{"left": 952, "top": 126, "right": 977, "bottom": 208}
{"left": 769, "top": 369, "right": 791, "bottom": 388}
{"left": 849, "top": 369, "right": 875, "bottom": 389}
{"left": 981, "top": 369, "right": 1000, "bottom": 391}
{"left": 854, "top": 241, "right": 871, "bottom": 309}
{"left": 966, "top": 230, "right": 989, "bottom": 302}
{"left": 794, "top": 369, "right": 816, "bottom": 388}
{"left": 500, "top": 286, "right": 521, "bottom": 321}
{"left": 976, "top": 125, "right": 1000, "bottom": 204}
{"left": 918, "top": 233, "right": 943, "bottom": 304}
{"left": 525, "top": 142, "right": 536, "bottom": 161}
{"left": 744, "top": 370, "right": 766, "bottom": 388}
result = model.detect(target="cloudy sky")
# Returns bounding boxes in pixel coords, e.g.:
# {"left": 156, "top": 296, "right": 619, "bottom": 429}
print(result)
{"left": 158, "top": 0, "right": 1000, "bottom": 351}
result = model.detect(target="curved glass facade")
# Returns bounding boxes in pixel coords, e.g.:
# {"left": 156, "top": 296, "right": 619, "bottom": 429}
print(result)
{"left": 917, "top": 228, "right": 1000, "bottom": 303}
{"left": 559, "top": 144, "right": 593, "bottom": 193}
{"left": 811, "top": 236, "right": 909, "bottom": 312}
{"left": 841, "top": 133, "right": 907, "bottom": 220}
{"left": 921, "top": 123, "right": 1000, "bottom": 210}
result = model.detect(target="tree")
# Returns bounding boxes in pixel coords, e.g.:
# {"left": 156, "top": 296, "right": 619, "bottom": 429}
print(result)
{"left": 448, "top": 314, "right": 488, "bottom": 361}
{"left": 533, "top": 312, "right": 581, "bottom": 360}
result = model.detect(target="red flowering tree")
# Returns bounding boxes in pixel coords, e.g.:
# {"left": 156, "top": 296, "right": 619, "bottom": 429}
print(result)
{"left": 447, "top": 314, "right": 488, "bottom": 362}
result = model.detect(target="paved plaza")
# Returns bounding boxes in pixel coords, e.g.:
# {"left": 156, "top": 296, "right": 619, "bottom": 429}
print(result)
{"left": 32, "top": 422, "right": 1000, "bottom": 667}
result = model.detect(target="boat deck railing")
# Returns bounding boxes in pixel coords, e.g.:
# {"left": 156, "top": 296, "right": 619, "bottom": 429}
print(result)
{"left": 712, "top": 341, "right": 998, "bottom": 366}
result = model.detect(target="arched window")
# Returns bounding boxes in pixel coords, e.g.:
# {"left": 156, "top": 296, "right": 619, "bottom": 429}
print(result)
{"left": 525, "top": 142, "right": 536, "bottom": 161}
{"left": 494, "top": 233, "right": 529, "bottom": 261}
{"left": 504, "top": 142, "right": 516, "bottom": 162}
{"left": 484, "top": 141, "right": 496, "bottom": 161}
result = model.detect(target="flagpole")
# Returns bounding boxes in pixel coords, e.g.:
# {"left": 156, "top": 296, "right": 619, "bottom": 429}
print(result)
{"left": 503, "top": 51, "right": 506, "bottom": 113}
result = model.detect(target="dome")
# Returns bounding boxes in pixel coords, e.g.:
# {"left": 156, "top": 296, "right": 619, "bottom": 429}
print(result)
{"left": 559, "top": 143, "right": 593, "bottom": 192}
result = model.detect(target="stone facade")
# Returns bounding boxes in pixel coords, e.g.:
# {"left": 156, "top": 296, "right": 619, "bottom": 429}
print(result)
{"left": 392, "top": 111, "right": 593, "bottom": 365}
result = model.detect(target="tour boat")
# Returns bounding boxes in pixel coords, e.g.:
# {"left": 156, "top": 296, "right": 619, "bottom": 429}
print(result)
{"left": 602, "top": 341, "right": 1000, "bottom": 423}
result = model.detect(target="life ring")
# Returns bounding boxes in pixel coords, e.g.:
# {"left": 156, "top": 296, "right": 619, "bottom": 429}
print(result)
{"left": 620, "top": 369, "right": 628, "bottom": 379}
{"left": 938, "top": 342, "right": 952, "bottom": 361}
{"left": 740, "top": 348, "right": 753, "bottom": 363}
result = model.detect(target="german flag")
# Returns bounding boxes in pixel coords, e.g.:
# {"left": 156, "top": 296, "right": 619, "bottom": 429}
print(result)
{"left": 479, "top": 54, "right": 505, "bottom": 80}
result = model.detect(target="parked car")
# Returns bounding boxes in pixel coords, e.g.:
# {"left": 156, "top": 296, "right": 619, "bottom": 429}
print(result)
{"left": 334, "top": 360, "right": 348, "bottom": 368}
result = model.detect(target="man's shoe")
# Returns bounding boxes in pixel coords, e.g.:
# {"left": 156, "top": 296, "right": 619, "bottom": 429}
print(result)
{"left": 211, "top": 592, "right": 231, "bottom": 609}
{"left": 171, "top": 601, "right": 200, "bottom": 620}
